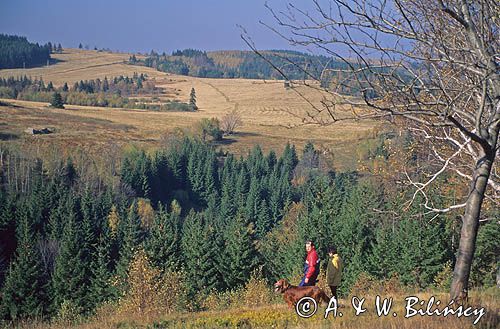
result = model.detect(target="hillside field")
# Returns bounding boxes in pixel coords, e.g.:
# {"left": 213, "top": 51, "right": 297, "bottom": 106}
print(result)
{"left": 0, "top": 49, "right": 379, "bottom": 169}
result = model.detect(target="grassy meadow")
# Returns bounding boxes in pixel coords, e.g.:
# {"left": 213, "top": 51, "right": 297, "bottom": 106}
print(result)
{"left": 11, "top": 286, "right": 499, "bottom": 329}
{"left": 2, "top": 49, "right": 497, "bottom": 329}
{"left": 0, "top": 49, "right": 378, "bottom": 170}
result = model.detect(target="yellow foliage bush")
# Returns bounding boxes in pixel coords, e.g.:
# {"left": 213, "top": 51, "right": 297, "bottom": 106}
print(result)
{"left": 350, "top": 272, "right": 405, "bottom": 297}
{"left": 241, "top": 272, "right": 275, "bottom": 307}
{"left": 201, "top": 271, "right": 277, "bottom": 311}
{"left": 433, "top": 260, "right": 453, "bottom": 291}
{"left": 137, "top": 198, "right": 154, "bottom": 229}
{"left": 117, "top": 248, "right": 188, "bottom": 317}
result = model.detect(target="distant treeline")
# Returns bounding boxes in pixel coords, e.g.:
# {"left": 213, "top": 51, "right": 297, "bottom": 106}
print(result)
{"left": 132, "top": 49, "right": 343, "bottom": 80}
{"left": 0, "top": 138, "right": 497, "bottom": 321}
{"left": 131, "top": 49, "right": 384, "bottom": 96}
{"left": 0, "top": 75, "right": 193, "bottom": 111}
{"left": 0, "top": 34, "right": 52, "bottom": 69}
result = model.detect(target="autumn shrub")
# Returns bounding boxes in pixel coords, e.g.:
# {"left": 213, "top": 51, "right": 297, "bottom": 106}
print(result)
{"left": 201, "top": 271, "right": 276, "bottom": 311}
{"left": 117, "top": 249, "right": 188, "bottom": 317}
{"left": 241, "top": 272, "right": 276, "bottom": 307}
{"left": 433, "top": 261, "right": 453, "bottom": 291}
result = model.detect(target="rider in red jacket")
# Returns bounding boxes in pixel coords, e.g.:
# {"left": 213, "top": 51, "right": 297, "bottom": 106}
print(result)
{"left": 299, "top": 240, "right": 320, "bottom": 286}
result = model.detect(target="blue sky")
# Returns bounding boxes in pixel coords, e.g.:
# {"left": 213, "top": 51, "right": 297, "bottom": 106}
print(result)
{"left": 0, "top": 0, "right": 299, "bottom": 53}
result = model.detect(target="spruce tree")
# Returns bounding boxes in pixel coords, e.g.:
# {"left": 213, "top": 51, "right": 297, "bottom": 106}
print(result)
{"left": 223, "top": 213, "right": 257, "bottom": 288}
{"left": 394, "top": 215, "right": 447, "bottom": 288}
{"left": 471, "top": 219, "right": 500, "bottom": 286}
{"left": 189, "top": 87, "right": 198, "bottom": 111}
{"left": 0, "top": 209, "right": 48, "bottom": 320}
{"left": 367, "top": 223, "right": 399, "bottom": 279}
{"left": 115, "top": 201, "right": 143, "bottom": 294}
{"left": 88, "top": 229, "right": 115, "bottom": 308}
{"left": 255, "top": 199, "right": 271, "bottom": 239}
{"left": 145, "top": 204, "right": 181, "bottom": 272}
{"left": 202, "top": 152, "right": 218, "bottom": 202}
{"left": 219, "top": 174, "right": 236, "bottom": 225}
{"left": 259, "top": 207, "right": 303, "bottom": 283}
{"left": 50, "top": 92, "right": 64, "bottom": 109}
{"left": 181, "top": 211, "right": 219, "bottom": 295}
{"left": 332, "top": 181, "right": 380, "bottom": 293}
{"left": 245, "top": 177, "right": 261, "bottom": 223}
{"left": 51, "top": 206, "right": 88, "bottom": 314}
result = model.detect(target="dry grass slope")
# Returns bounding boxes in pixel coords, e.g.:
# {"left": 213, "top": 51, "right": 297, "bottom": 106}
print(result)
{"left": 0, "top": 49, "right": 379, "bottom": 169}
{"left": 11, "top": 289, "right": 499, "bottom": 329}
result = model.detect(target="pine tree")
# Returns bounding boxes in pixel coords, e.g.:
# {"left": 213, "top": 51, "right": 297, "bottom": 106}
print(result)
{"left": 223, "top": 213, "right": 257, "bottom": 288}
{"left": 471, "top": 218, "right": 500, "bottom": 286}
{"left": 88, "top": 228, "right": 115, "bottom": 308}
{"left": 189, "top": 87, "right": 198, "bottom": 111}
{"left": 367, "top": 222, "right": 399, "bottom": 279}
{"left": 202, "top": 152, "right": 218, "bottom": 202}
{"left": 259, "top": 203, "right": 304, "bottom": 283}
{"left": 78, "top": 43, "right": 83, "bottom": 49}
{"left": 51, "top": 206, "right": 88, "bottom": 314}
{"left": 103, "top": 77, "right": 109, "bottom": 92}
{"left": 255, "top": 199, "right": 271, "bottom": 239}
{"left": 115, "top": 201, "right": 143, "bottom": 294}
{"left": 281, "top": 143, "right": 299, "bottom": 175}
{"left": 245, "top": 177, "right": 261, "bottom": 223}
{"left": 62, "top": 82, "right": 68, "bottom": 92}
{"left": 50, "top": 92, "right": 64, "bottom": 109}
{"left": 181, "top": 211, "right": 219, "bottom": 295}
{"left": 332, "top": 181, "right": 380, "bottom": 293}
{"left": 234, "top": 166, "right": 249, "bottom": 209}
{"left": 219, "top": 174, "right": 236, "bottom": 225}
{"left": 145, "top": 204, "right": 181, "bottom": 272}
{"left": 393, "top": 216, "right": 447, "bottom": 288}
{"left": 0, "top": 194, "right": 17, "bottom": 280}
{"left": 0, "top": 209, "right": 48, "bottom": 320}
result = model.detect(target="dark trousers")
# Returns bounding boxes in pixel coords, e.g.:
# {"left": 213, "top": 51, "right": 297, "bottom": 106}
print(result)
{"left": 329, "top": 286, "right": 338, "bottom": 300}
{"left": 298, "top": 277, "right": 316, "bottom": 286}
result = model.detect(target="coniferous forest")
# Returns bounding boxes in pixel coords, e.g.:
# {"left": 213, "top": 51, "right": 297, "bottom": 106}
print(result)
{"left": 0, "top": 137, "right": 498, "bottom": 322}
{"left": 0, "top": 35, "right": 51, "bottom": 69}
{"left": 1, "top": 0, "right": 499, "bottom": 327}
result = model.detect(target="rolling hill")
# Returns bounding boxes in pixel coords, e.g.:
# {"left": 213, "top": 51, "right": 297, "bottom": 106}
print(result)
{"left": 0, "top": 48, "right": 380, "bottom": 170}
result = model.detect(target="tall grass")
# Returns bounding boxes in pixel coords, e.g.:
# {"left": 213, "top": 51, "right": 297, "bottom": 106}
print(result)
{"left": 5, "top": 275, "right": 498, "bottom": 329}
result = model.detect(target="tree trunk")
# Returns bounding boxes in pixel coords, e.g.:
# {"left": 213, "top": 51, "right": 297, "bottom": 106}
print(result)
{"left": 449, "top": 151, "right": 494, "bottom": 301}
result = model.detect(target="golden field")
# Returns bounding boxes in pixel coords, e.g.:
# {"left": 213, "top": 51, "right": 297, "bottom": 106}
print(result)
{"left": 12, "top": 290, "right": 499, "bottom": 329}
{"left": 0, "top": 49, "right": 379, "bottom": 169}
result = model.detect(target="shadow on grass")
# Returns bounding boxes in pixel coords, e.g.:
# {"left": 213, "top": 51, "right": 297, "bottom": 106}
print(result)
{"left": 0, "top": 100, "right": 22, "bottom": 108}
{"left": 212, "top": 132, "right": 261, "bottom": 146}
{"left": 0, "top": 132, "right": 19, "bottom": 141}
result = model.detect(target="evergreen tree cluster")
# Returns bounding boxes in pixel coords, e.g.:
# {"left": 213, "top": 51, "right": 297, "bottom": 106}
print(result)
{"left": 135, "top": 49, "right": 405, "bottom": 96}
{"left": 0, "top": 139, "right": 497, "bottom": 321}
{"left": 0, "top": 74, "right": 150, "bottom": 100}
{"left": 46, "top": 42, "right": 63, "bottom": 54}
{"left": 137, "top": 49, "right": 339, "bottom": 80}
{"left": 0, "top": 74, "right": 179, "bottom": 110}
{"left": 0, "top": 34, "right": 51, "bottom": 69}
{"left": 70, "top": 73, "right": 149, "bottom": 96}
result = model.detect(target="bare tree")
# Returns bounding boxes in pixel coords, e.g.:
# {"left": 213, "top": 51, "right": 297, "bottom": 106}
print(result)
{"left": 245, "top": 0, "right": 499, "bottom": 301}
{"left": 220, "top": 107, "right": 243, "bottom": 135}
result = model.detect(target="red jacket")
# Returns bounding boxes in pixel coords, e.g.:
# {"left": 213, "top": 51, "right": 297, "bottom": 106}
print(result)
{"left": 305, "top": 246, "right": 319, "bottom": 279}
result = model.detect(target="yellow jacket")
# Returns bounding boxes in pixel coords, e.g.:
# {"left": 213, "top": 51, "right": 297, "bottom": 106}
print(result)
{"left": 326, "top": 254, "right": 343, "bottom": 286}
